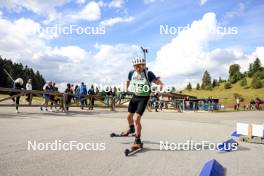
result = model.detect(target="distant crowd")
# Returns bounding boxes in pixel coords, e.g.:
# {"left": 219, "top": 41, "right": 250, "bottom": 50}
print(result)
{"left": 40, "top": 81, "right": 128, "bottom": 112}
{"left": 9, "top": 78, "right": 127, "bottom": 113}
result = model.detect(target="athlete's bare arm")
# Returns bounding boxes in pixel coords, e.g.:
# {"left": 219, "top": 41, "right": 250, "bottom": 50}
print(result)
{"left": 153, "top": 79, "right": 163, "bottom": 93}
{"left": 126, "top": 80, "right": 130, "bottom": 92}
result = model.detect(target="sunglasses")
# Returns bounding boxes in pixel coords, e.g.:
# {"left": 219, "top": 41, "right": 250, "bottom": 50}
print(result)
{"left": 134, "top": 64, "right": 143, "bottom": 68}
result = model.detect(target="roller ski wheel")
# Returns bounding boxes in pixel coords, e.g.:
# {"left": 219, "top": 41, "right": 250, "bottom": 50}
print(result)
{"left": 124, "top": 143, "right": 143, "bottom": 156}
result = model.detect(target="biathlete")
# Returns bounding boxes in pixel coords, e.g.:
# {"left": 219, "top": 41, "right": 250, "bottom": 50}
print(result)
{"left": 122, "top": 56, "right": 163, "bottom": 149}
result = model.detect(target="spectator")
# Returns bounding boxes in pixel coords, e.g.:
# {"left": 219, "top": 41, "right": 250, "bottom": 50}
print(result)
{"left": 25, "top": 79, "right": 32, "bottom": 105}
{"left": 10, "top": 78, "right": 24, "bottom": 113}
{"left": 236, "top": 97, "right": 240, "bottom": 110}
{"left": 160, "top": 98, "right": 164, "bottom": 111}
{"left": 88, "top": 85, "right": 95, "bottom": 110}
{"left": 79, "top": 82, "right": 87, "bottom": 110}
{"left": 53, "top": 83, "right": 61, "bottom": 111}
{"left": 49, "top": 82, "right": 59, "bottom": 111}
{"left": 41, "top": 81, "right": 53, "bottom": 112}
{"left": 64, "top": 83, "right": 73, "bottom": 111}
{"left": 115, "top": 88, "right": 122, "bottom": 105}
{"left": 96, "top": 87, "right": 100, "bottom": 94}
{"left": 185, "top": 96, "right": 190, "bottom": 110}
{"left": 153, "top": 93, "right": 159, "bottom": 112}
{"left": 104, "top": 87, "right": 111, "bottom": 106}
{"left": 74, "top": 85, "right": 80, "bottom": 103}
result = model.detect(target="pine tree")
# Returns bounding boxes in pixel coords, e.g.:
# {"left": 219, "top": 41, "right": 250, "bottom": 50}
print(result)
{"left": 201, "top": 70, "right": 212, "bottom": 90}
{"left": 218, "top": 76, "right": 222, "bottom": 83}
{"left": 248, "top": 58, "right": 262, "bottom": 77}
{"left": 196, "top": 83, "right": 200, "bottom": 90}
{"left": 229, "top": 64, "right": 242, "bottom": 84}
{"left": 212, "top": 79, "right": 218, "bottom": 88}
{"left": 252, "top": 58, "right": 262, "bottom": 73}
{"left": 186, "top": 82, "right": 192, "bottom": 90}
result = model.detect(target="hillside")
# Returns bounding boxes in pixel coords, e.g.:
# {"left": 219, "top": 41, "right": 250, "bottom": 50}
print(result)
{"left": 181, "top": 78, "right": 264, "bottom": 108}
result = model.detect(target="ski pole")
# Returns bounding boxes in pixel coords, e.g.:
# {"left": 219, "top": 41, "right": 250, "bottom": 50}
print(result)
{"left": 3, "top": 68, "right": 14, "bottom": 82}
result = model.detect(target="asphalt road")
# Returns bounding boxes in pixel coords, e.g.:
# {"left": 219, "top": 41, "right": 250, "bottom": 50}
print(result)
{"left": 0, "top": 107, "right": 263, "bottom": 176}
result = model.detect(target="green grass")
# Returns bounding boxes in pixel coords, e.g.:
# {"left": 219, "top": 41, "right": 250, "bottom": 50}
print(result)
{"left": 181, "top": 78, "right": 264, "bottom": 107}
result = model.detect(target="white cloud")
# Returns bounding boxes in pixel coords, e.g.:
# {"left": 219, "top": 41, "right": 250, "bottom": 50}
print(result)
{"left": 0, "top": 17, "right": 47, "bottom": 61}
{"left": 100, "top": 16, "right": 134, "bottom": 26}
{"left": 152, "top": 12, "right": 219, "bottom": 78}
{"left": 0, "top": 0, "right": 67, "bottom": 14}
{"left": 109, "top": 0, "right": 124, "bottom": 8}
{"left": 0, "top": 1, "right": 103, "bottom": 24}
{"left": 0, "top": 0, "right": 67, "bottom": 24}
{"left": 253, "top": 47, "right": 264, "bottom": 61}
{"left": 151, "top": 12, "right": 264, "bottom": 88}
{"left": 51, "top": 46, "right": 88, "bottom": 63}
{"left": 200, "top": 0, "right": 208, "bottom": 5}
{"left": 67, "top": 1, "right": 101, "bottom": 22}
{"left": 36, "top": 43, "right": 139, "bottom": 87}
{"left": 0, "top": 15, "right": 140, "bottom": 91}
{"left": 1, "top": 12, "right": 263, "bottom": 91}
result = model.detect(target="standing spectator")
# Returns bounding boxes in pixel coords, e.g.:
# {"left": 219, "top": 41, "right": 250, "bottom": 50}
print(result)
{"left": 71, "top": 84, "right": 75, "bottom": 92}
{"left": 115, "top": 88, "right": 122, "bottom": 105}
{"left": 49, "top": 82, "right": 59, "bottom": 112}
{"left": 185, "top": 96, "right": 190, "bottom": 110}
{"left": 236, "top": 97, "right": 240, "bottom": 110}
{"left": 10, "top": 78, "right": 24, "bottom": 113}
{"left": 149, "top": 93, "right": 155, "bottom": 109}
{"left": 88, "top": 85, "right": 95, "bottom": 110}
{"left": 74, "top": 85, "right": 80, "bottom": 103}
{"left": 96, "top": 87, "right": 100, "bottom": 94}
{"left": 41, "top": 81, "right": 53, "bottom": 112}
{"left": 105, "top": 87, "right": 111, "bottom": 106}
{"left": 70, "top": 84, "right": 75, "bottom": 103}
{"left": 255, "top": 98, "right": 263, "bottom": 110}
{"left": 64, "top": 83, "right": 73, "bottom": 111}
{"left": 52, "top": 83, "right": 60, "bottom": 111}
{"left": 25, "top": 79, "right": 32, "bottom": 105}
{"left": 153, "top": 93, "right": 159, "bottom": 112}
{"left": 162, "top": 96, "right": 169, "bottom": 109}
{"left": 113, "top": 87, "right": 117, "bottom": 97}
{"left": 160, "top": 97, "right": 164, "bottom": 111}
{"left": 79, "top": 82, "right": 87, "bottom": 110}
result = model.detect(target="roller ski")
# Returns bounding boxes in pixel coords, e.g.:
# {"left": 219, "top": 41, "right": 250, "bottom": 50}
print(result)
{"left": 124, "top": 140, "right": 143, "bottom": 156}
{"left": 110, "top": 132, "right": 135, "bottom": 137}
{"left": 110, "top": 126, "right": 135, "bottom": 137}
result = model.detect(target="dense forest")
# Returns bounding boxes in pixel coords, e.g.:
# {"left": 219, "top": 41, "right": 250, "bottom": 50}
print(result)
{"left": 0, "top": 57, "right": 46, "bottom": 90}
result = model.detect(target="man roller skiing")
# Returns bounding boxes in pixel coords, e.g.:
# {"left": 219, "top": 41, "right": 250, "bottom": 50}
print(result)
{"left": 122, "top": 56, "right": 163, "bottom": 149}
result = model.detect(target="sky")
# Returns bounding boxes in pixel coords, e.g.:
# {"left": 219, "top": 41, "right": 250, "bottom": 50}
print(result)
{"left": 0, "top": 0, "right": 264, "bottom": 91}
